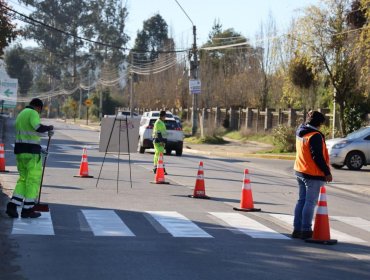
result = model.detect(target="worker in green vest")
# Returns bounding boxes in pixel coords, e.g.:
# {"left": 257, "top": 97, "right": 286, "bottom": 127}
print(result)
{"left": 152, "top": 110, "right": 167, "bottom": 174}
{"left": 6, "top": 98, "right": 54, "bottom": 219}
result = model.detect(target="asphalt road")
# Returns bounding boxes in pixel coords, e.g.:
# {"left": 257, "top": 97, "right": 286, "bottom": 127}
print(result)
{"left": 1, "top": 119, "right": 370, "bottom": 280}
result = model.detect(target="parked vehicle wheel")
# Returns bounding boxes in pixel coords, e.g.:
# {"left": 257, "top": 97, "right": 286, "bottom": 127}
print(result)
{"left": 176, "top": 142, "right": 183, "bottom": 156}
{"left": 137, "top": 139, "right": 145, "bottom": 154}
{"left": 346, "top": 151, "right": 364, "bottom": 170}
{"left": 331, "top": 164, "right": 343, "bottom": 169}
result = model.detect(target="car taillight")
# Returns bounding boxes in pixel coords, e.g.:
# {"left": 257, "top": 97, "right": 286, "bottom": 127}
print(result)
{"left": 175, "top": 127, "right": 182, "bottom": 131}
{"left": 147, "top": 125, "right": 153, "bottom": 129}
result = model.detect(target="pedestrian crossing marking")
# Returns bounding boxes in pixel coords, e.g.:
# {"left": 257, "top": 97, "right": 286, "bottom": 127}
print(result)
{"left": 209, "top": 212, "right": 290, "bottom": 239}
{"left": 9, "top": 210, "right": 370, "bottom": 243}
{"left": 82, "top": 210, "right": 135, "bottom": 237}
{"left": 269, "top": 214, "right": 366, "bottom": 243}
{"left": 146, "top": 211, "right": 213, "bottom": 238}
{"left": 12, "top": 212, "right": 55, "bottom": 235}
{"left": 332, "top": 216, "right": 370, "bottom": 233}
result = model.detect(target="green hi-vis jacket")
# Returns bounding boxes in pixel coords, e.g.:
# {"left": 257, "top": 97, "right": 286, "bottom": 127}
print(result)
{"left": 152, "top": 119, "right": 167, "bottom": 143}
{"left": 14, "top": 106, "right": 42, "bottom": 154}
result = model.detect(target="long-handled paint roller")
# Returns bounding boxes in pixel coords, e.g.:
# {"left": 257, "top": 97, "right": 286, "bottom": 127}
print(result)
{"left": 33, "top": 134, "right": 51, "bottom": 212}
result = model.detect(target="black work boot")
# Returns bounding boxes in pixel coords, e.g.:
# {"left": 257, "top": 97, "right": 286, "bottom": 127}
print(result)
{"left": 21, "top": 208, "right": 41, "bottom": 219}
{"left": 291, "top": 230, "right": 302, "bottom": 239}
{"left": 164, "top": 169, "right": 168, "bottom": 175}
{"left": 6, "top": 202, "right": 19, "bottom": 218}
{"left": 300, "top": 230, "right": 313, "bottom": 240}
{"left": 153, "top": 168, "right": 157, "bottom": 174}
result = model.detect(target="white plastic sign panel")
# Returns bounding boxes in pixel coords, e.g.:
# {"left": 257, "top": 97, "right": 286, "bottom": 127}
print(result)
{"left": 99, "top": 116, "right": 140, "bottom": 153}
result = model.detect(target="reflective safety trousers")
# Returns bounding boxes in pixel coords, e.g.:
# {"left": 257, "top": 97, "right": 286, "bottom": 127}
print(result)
{"left": 153, "top": 142, "right": 165, "bottom": 167}
{"left": 13, "top": 154, "right": 42, "bottom": 200}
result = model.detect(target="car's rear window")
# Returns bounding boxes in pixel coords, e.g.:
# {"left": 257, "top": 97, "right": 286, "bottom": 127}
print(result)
{"left": 150, "top": 112, "right": 173, "bottom": 118}
{"left": 149, "top": 119, "right": 179, "bottom": 130}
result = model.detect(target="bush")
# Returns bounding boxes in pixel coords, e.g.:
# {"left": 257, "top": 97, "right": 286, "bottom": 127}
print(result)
{"left": 272, "top": 125, "right": 296, "bottom": 153}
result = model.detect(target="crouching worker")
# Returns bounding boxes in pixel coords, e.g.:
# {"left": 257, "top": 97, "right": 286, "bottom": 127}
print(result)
{"left": 152, "top": 110, "right": 168, "bottom": 175}
{"left": 6, "top": 98, "right": 54, "bottom": 219}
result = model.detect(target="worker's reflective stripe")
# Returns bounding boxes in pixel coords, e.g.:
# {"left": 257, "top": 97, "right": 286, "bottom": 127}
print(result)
{"left": 15, "top": 139, "right": 41, "bottom": 144}
{"left": 17, "top": 130, "right": 41, "bottom": 137}
{"left": 10, "top": 194, "right": 24, "bottom": 206}
{"left": 316, "top": 206, "right": 328, "bottom": 215}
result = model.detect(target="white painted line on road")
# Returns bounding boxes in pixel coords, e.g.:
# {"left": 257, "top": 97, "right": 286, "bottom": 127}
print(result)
{"left": 347, "top": 252, "right": 370, "bottom": 262}
{"left": 12, "top": 212, "right": 55, "bottom": 235}
{"left": 146, "top": 211, "right": 213, "bottom": 238}
{"left": 333, "top": 216, "right": 370, "bottom": 233}
{"left": 270, "top": 214, "right": 366, "bottom": 243}
{"left": 82, "top": 210, "right": 135, "bottom": 237}
{"left": 209, "top": 212, "right": 290, "bottom": 239}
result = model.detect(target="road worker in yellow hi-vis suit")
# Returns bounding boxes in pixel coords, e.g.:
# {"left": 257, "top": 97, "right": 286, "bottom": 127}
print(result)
{"left": 6, "top": 98, "right": 54, "bottom": 219}
{"left": 152, "top": 110, "right": 168, "bottom": 175}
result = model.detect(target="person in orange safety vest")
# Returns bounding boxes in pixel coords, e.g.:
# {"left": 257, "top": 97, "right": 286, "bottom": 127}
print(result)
{"left": 292, "top": 110, "right": 332, "bottom": 240}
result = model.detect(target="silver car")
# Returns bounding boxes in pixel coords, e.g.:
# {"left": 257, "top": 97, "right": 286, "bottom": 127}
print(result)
{"left": 326, "top": 126, "right": 370, "bottom": 170}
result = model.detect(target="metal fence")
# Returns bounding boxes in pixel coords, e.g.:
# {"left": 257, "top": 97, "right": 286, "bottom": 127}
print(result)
{"left": 125, "top": 107, "right": 332, "bottom": 132}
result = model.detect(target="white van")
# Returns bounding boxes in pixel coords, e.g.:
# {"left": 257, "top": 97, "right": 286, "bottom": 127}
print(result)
{"left": 138, "top": 114, "right": 184, "bottom": 156}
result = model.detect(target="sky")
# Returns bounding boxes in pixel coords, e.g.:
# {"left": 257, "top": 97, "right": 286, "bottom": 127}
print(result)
{"left": 6, "top": 0, "right": 320, "bottom": 50}
{"left": 124, "top": 0, "right": 320, "bottom": 49}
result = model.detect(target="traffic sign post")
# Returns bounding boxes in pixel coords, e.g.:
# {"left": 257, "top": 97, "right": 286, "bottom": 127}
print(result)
{"left": 189, "top": 79, "right": 201, "bottom": 95}
{"left": 0, "top": 71, "right": 18, "bottom": 109}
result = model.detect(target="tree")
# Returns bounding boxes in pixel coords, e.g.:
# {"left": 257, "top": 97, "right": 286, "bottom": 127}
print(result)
{"left": 4, "top": 46, "right": 33, "bottom": 96}
{"left": 295, "top": 0, "right": 366, "bottom": 135}
{"left": 0, "top": 0, "right": 18, "bottom": 57}
{"left": 132, "top": 14, "right": 170, "bottom": 62}
{"left": 255, "top": 13, "right": 279, "bottom": 109}
{"left": 199, "top": 21, "right": 259, "bottom": 108}
{"left": 86, "top": 0, "right": 129, "bottom": 64}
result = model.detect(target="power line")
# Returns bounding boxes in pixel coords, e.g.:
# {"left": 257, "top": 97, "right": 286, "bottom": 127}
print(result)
{"left": 1, "top": 2, "right": 189, "bottom": 54}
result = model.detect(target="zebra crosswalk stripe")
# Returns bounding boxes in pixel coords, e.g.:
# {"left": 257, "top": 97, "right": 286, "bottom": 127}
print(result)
{"left": 209, "top": 212, "right": 290, "bottom": 239}
{"left": 12, "top": 212, "right": 55, "bottom": 235}
{"left": 269, "top": 214, "right": 366, "bottom": 243}
{"left": 82, "top": 210, "right": 135, "bottom": 237}
{"left": 332, "top": 216, "right": 370, "bottom": 233}
{"left": 146, "top": 211, "right": 213, "bottom": 238}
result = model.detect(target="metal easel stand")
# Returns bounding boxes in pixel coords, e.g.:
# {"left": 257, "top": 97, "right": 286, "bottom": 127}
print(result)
{"left": 96, "top": 115, "right": 133, "bottom": 192}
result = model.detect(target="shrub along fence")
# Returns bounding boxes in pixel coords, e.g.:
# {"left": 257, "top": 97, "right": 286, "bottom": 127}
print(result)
{"left": 126, "top": 107, "right": 332, "bottom": 132}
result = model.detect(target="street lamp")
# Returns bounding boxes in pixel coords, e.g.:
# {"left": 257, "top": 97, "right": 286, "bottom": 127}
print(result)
{"left": 174, "top": 0, "right": 199, "bottom": 135}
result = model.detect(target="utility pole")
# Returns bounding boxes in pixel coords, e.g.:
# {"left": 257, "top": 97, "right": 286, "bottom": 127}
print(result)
{"left": 174, "top": 0, "right": 199, "bottom": 136}
{"left": 130, "top": 53, "right": 134, "bottom": 117}
{"left": 191, "top": 25, "right": 198, "bottom": 136}
{"left": 332, "top": 88, "right": 336, "bottom": 139}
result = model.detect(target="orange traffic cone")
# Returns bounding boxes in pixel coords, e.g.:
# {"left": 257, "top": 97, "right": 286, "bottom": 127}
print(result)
{"left": 74, "top": 147, "right": 94, "bottom": 178}
{"left": 306, "top": 186, "right": 337, "bottom": 245}
{"left": 0, "top": 143, "right": 9, "bottom": 173}
{"left": 188, "top": 161, "right": 210, "bottom": 199}
{"left": 151, "top": 153, "right": 169, "bottom": 184}
{"left": 233, "top": 169, "right": 260, "bottom": 212}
